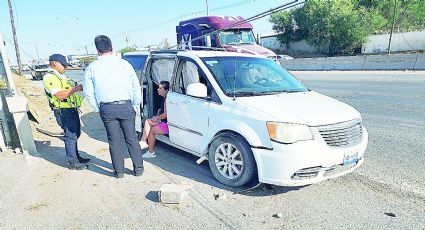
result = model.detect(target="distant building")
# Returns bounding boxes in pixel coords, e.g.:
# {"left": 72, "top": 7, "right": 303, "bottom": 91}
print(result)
{"left": 260, "top": 33, "right": 282, "bottom": 51}
{"left": 67, "top": 54, "right": 98, "bottom": 66}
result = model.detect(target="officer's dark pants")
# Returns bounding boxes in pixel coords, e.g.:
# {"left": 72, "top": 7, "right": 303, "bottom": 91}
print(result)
{"left": 99, "top": 101, "right": 144, "bottom": 174}
{"left": 54, "top": 108, "right": 81, "bottom": 164}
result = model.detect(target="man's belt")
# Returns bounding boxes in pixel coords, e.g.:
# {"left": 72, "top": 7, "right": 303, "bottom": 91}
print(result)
{"left": 101, "top": 100, "right": 130, "bottom": 105}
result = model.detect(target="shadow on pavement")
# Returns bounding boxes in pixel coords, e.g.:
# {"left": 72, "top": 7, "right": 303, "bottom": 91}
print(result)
{"left": 33, "top": 140, "right": 127, "bottom": 177}
{"left": 80, "top": 111, "right": 108, "bottom": 143}
{"left": 145, "top": 191, "right": 159, "bottom": 203}
{"left": 144, "top": 142, "right": 306, "bottom": 197}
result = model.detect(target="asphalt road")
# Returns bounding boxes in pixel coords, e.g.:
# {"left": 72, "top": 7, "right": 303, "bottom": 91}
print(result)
{"left": 293, "top": 71, "right": 425, "bottom": 197}
{"left": 29, "top": 70, "right": 425, "bottom": 229}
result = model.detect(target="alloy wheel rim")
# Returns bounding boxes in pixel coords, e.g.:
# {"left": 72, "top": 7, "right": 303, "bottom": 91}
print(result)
{"left": 214, "top": 143, "right": 243, "bottom": 179}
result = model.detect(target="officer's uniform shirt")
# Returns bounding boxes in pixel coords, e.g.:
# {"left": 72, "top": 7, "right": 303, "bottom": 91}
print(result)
{"left": 43, "top": 69, "right": 70, "bottom": 96}
{"left": 43, "top": 69, "right": 83, "bottom": 109}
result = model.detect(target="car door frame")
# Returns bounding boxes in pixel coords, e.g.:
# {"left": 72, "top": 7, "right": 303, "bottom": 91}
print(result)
{"left": 166, "top": 57, "right": 215, "bottom": 154}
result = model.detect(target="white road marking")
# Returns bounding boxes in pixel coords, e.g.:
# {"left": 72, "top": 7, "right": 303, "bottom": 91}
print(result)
{"left": 399, "top": 123, "right": 424, "bottom": 129}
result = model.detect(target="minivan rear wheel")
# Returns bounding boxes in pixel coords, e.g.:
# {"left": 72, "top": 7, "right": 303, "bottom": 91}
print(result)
{"left": 208, "top": 133, "right": 256, "bottom": 187}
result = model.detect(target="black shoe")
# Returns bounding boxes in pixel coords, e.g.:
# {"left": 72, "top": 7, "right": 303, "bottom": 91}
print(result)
{"left": 77, "top": 154, "right": 90, "bottom": 163}
{"left": 114, "top": 172, "right": 124, "bottom": 179}
{"left": 134, "top": 169, "right": 144, "bottom": 177}
{"left": 69, "top": 162, "right": 88, "bottom": 170}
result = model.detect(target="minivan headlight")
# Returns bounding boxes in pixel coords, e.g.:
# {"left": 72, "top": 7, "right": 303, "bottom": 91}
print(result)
{"left": 267, "top": 122, "right": 313, "bottom": 144}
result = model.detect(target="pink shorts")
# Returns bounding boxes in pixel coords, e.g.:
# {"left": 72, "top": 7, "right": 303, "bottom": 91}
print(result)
{"left": 157, "top": 122, "right": 169, "bottom": 134}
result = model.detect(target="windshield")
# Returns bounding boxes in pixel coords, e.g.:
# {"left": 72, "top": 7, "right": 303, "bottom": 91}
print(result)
{"left": 218, "top": 29, "right": 256, "bottom": 45}
{"left": 202, "top": 56, "right": 307, "bottom": 97}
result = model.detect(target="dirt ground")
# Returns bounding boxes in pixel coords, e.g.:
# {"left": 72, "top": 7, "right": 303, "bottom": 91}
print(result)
{"left": 0, "top": 75, "right": 261, "bottom": 230}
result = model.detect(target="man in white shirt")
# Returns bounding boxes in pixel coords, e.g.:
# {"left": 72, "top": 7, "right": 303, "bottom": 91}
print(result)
{"left": 83, "top": 35, "right": 144, "bottom": 179}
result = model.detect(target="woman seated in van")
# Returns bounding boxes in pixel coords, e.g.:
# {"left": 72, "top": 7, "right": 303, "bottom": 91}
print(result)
{"left": 140, "top": 81, "right": 169, "bottom": 158}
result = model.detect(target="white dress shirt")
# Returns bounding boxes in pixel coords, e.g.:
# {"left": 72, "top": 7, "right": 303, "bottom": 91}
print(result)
{"left": 83, "top": 55, "right": 142, "bottom": 112}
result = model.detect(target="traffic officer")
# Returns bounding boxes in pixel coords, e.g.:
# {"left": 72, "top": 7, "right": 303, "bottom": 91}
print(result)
{"left": 43, "top": 54, "right": 90, "bottom": 170}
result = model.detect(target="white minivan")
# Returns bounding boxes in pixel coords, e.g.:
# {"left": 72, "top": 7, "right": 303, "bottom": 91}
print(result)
{"left": 139, "top": 50, "right": 368, "bottom": 187}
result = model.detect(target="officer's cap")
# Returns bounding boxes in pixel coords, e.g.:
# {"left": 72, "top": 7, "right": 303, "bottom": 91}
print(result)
{"left": 49, "top": 54, "right": 71, "bottom": 67}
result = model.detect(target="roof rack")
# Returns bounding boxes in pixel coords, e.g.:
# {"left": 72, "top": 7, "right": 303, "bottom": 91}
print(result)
{"left": 150, "top": 49, "right": 186, "bottom": 55}
{"left": 176, "top": 46, "right": 227, "bottom": 51}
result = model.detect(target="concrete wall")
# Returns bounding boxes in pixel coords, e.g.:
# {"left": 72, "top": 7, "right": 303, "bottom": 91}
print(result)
{"left": 262, "top": 30, "right": 425, "bottom": 55}
{"left": 362, "top": 30, "right": 425, "bottom": 54}
{"left": 260, "top": 36, "right": 281, "bottom": 50}
{"left": 261, "top": 37, "right": 320, "bottom": 55}
{"left": 281, "top": 54, "right": 425, "bottom": 71}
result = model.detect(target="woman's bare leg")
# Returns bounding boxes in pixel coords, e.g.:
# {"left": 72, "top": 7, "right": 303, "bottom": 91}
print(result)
{"left": 141, "top": 119, "right": 154, "bottom": 142}
{"left": 148, "top": 126, "right": 166, "bottom": 153}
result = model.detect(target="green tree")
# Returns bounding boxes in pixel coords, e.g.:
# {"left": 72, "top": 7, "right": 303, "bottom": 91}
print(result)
{"left": 359, "top": 0, "right": 425, "bottom": 33}
{"left": 80, "top": 56, "right": 97, "bottom": 64}
{"left": 119, "top": 46, "right": 137, "bottom": 54}
{"left": 270, "top": 9, "right": 308, "bottom": 43}
{"left": 271, "top": 0, "right": 386, "bottom": 55}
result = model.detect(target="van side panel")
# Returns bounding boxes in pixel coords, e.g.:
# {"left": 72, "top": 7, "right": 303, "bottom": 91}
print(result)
{"left": 207, "top": 102, "right": 273, "bottom": 149}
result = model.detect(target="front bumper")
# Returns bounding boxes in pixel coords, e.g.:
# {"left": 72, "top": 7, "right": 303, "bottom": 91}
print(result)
{"left": 252, "top": 127, "right": 368, "bottom": 186}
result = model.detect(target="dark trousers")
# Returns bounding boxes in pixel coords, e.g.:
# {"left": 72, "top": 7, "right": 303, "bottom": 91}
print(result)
{"left": 54, "top": 108, "right": 81, "bottom": 164}
{"left": 99, "top": 101, "right": 144, "bottom": 173}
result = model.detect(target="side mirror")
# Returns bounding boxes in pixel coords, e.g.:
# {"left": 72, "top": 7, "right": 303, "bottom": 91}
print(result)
{"left": 187, "top": 83, "right": 207, "bottom": 98}
{"left": 205, "top": 35, "right": 212, "bottom": 47}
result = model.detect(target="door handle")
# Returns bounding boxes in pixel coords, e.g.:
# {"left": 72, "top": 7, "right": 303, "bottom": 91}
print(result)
{"left": 169, "top": 100, "right": 177, "bottom": 104}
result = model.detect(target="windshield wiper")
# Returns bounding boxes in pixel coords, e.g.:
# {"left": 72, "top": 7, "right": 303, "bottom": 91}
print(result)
{"left": 285, "top": 90, "right": 306, "bottom": 93}
{"left": 257, "top": 90, "right": 306, "bottom": 95}
{"left": 230, "top": 91, "right": 262, "bottom": 96}
{"left": 258, "top": 90, "right": 287, "bottom": 95}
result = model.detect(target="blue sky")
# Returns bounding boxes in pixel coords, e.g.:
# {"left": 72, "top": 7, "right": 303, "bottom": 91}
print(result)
{"left": 1, "top": 0, "right": 291, "bottom": 65}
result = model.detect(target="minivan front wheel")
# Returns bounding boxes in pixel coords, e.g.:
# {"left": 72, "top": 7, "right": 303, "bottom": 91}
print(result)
{"left": 208, "top": 133, "right": 257, "bottom": 187}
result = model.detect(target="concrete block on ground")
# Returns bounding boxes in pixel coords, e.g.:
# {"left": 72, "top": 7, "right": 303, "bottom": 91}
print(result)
{"left": 158, "top": 183, "right": 192, "bottom": 204}
{"left": 5, "top": 96, "right": 28, "bottom": 113}
{"left": 5, "top": 96, "right": 38, "bottom": 155}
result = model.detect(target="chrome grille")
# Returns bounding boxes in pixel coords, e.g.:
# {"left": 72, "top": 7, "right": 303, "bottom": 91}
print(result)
{"left": 291, "top": 165, "right": 344, "bottom": 180}
{"left": 317, "top": 119, "right": 363, "bottom": 148}
{"left": 291, "top": 166, "right": 321, "bottom": 180}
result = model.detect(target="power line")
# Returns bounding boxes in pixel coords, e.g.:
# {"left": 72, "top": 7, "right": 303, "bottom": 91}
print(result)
{"left": 3, "top": 36, "right": 36, "bottom": 60}
{"left": 83, "top": 1, "right": 263, "bottom": 48}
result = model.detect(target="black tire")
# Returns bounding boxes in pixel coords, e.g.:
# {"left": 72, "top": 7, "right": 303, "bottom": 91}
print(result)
{"left": 208, "top": 133, "right": 257, "bottom": 187}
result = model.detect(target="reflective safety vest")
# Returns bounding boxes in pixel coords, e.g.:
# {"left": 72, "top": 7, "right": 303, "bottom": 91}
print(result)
{"left": 43, "top": 71, "right": 83, "bottom": 109}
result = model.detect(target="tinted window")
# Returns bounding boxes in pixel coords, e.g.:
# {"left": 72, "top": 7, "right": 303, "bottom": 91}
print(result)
{"left": 218, "top": 29, "right": 256, "bottom": 45}
{"left": 123, "top": 55, "right": 148, "bottom": 71}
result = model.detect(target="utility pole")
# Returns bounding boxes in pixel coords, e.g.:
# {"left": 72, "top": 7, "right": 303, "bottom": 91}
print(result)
{"left": 206, "top": 0, "right": 209, "bottom": 16}
{"left": 388, "top": 0, "right": 397, "bottom": 54}
{"left": 7, "top": 0, "right": 23, "bottom": 75}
